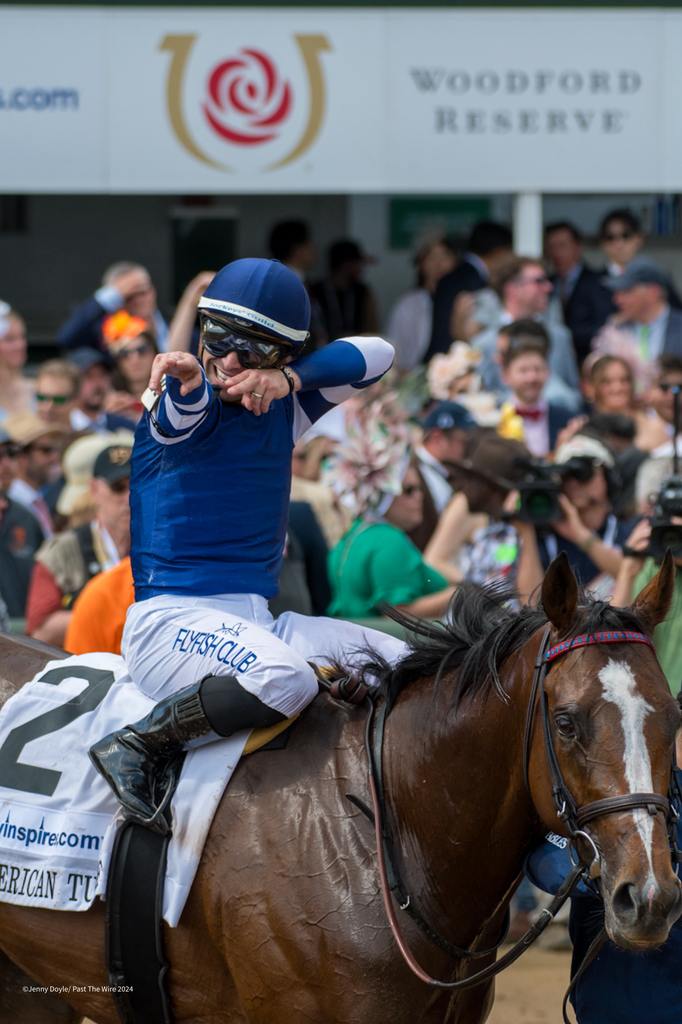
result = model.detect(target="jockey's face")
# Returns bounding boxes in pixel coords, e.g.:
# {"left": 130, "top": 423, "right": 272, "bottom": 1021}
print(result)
{"left": 202, "top": 348, "right": 246, "bottom": 403}
{"left": 199, "top": 314, "right": 291, "bottom": 402}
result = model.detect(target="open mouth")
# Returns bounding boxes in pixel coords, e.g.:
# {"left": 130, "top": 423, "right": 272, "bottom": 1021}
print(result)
{"left": 213, "top": 364, "right": 239, "bottom": 385}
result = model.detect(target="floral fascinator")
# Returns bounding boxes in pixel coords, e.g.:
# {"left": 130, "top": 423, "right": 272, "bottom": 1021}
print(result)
{"left": 324, "top": 392, "right": 415, "bottom": 519}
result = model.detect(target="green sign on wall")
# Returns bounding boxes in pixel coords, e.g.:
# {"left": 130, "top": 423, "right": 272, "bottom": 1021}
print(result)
{"left": 389, "top": 196, "right": 491, "bottom": 249}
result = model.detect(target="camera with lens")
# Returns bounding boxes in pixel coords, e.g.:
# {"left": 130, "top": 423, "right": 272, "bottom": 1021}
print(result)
{"left": 514, "top": 458, "right": 562, "bottom": 527}
{"left": 649, "top": 475, "right": 682, "bottom": 560}
{"left": 646, "top": 381, "right": 682, "bottom": 561}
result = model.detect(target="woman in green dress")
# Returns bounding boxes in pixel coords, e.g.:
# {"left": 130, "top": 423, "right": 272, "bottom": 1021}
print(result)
{"left": 326, "top": 397, "right": 456, "bottom": 619}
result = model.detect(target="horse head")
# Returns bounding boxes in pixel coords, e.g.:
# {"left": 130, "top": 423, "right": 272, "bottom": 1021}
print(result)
{"left": 532, "top": 552, "right": 682, "bottom": 950}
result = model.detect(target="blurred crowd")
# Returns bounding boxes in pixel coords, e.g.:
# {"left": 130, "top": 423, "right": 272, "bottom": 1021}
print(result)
{"left": 2, "top": 207, "right": 682, "bottom": 708}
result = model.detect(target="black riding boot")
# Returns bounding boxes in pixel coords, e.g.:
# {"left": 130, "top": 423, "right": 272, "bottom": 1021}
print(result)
{"left": 89, "top": 675, "right": 285, "bottom": 831}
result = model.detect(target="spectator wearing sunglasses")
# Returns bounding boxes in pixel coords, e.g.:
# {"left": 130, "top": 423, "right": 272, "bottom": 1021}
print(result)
{"left": 0, "top": 302, "right": 35, "bottom": 424}
{"left": 4, "top": 412, "right": 68, "bottom": 538}
{"left": 88, "top": 258, "right": 404, "bottom": 828}
{"left": 599, "top": 208, "right": 682, "bottom": 309}
{"left": 471, "top": 256, "right": 581, "bottom": 409}
{"left": 34, "top": 359, "right": 80, "bottom": 430}
{"left": 102, "top": 311, "right": 159, "bottom": 423}
{"left": 26, "top": 444, "right": 132, "bottom": 646}
{"left": 644, "top": 356, "right": 682, "bottom": 460}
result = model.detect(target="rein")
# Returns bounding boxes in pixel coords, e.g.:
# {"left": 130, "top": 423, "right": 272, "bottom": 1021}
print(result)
{"left": 363, "top": 625, "right": 679, "bottom": 1003}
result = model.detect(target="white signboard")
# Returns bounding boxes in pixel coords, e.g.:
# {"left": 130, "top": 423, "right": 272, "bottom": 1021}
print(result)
{"left": 0, "top": 6, "right": 680, "bottom": 192}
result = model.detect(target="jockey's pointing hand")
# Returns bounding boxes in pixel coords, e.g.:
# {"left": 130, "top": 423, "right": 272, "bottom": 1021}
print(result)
{"left": 226, "top": 367, "right": 301, "bottom": 416}
{"left": 149, "top": 352, "right": 204, "bottom": 397}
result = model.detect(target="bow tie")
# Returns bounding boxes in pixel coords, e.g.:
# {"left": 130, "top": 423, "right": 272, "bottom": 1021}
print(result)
{"left": 515, "top": 406, "right": 544, "bottom": 422}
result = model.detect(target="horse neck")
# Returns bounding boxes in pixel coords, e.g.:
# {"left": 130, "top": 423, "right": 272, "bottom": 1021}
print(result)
{"left": 382, "top": 658, "right": 542, "bottom": 949}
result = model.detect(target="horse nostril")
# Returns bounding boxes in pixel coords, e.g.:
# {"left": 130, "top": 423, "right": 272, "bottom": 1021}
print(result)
{"left": 612, "top": 881, "right": 638, "bottom": 922}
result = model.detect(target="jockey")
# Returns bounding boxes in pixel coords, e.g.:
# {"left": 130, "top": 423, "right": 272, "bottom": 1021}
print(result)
{"left": 90, "top": 258, "right": 404, "bottom": 829}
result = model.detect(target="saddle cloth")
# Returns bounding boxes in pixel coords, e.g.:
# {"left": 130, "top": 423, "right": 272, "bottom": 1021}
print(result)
{"left": 0, "top": 653, "right": 253, "bottom": 926}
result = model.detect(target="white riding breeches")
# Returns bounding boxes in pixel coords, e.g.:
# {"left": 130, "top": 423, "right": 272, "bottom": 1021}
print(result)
{"left": 121, "top": 593, "right": 408, "bottom": 717}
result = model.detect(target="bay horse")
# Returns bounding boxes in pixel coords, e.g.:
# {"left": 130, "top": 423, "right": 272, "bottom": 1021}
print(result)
{"left": 0, "top": 554, "right": 680, "bottom": 1024}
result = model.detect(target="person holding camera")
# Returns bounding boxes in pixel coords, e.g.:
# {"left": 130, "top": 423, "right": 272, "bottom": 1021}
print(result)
{"left": 424, "top": 434, "right": 545, "bottom": 602}
{"left": 611, "top": 456, "right": 682, "bottom": 693}
{"left": 532, "top": 436, "right": 630, "bottom": 592}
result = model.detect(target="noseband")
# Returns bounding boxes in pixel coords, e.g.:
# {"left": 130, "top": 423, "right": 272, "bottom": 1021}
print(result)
{"left": 523, "top": 626, "right": 672, "bottom": 863}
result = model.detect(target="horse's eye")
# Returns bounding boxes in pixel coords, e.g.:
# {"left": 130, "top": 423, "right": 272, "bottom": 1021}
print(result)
{"left": 554, "top": 713, "right": 577, "bottom": 740}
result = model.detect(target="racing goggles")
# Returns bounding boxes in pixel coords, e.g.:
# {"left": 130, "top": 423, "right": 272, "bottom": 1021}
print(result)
{"left": 199, "top": 316, "right": 288, "bottom": 370}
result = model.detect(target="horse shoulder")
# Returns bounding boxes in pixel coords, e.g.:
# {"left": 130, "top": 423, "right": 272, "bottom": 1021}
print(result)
{"left": 189, "top": 694, "right": 377, "bottom": 942}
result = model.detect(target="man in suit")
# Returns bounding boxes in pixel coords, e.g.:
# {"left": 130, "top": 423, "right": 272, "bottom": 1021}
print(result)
{"left": 68, "top": 348, "right": 138, "bottom": 433}
{"left": 499, "top": 337, "right": 574, "bottom": 456}
{"left": 606, "top": 260, "right": 682, "bottom": 361}
{"left": 426, "top": 221, "right": 512, "bottom": 360}
{"left": 544, "top": 220, "right": 613, "bottom": 365}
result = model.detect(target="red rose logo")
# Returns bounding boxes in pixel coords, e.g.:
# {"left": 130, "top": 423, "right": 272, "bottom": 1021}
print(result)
{"left": 203, "top": 48, "right": 293, "bottom": 146}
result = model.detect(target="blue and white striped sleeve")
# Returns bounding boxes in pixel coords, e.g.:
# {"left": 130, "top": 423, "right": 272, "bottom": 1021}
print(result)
{"left": 147, "top": 370, "right": 212, "bottom": 446}
{"left": 292, "top": 336, "right": 394, "bottom": 440}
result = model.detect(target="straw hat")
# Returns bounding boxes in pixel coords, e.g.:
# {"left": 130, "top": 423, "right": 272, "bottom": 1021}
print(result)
{"left": 56, "top": 430, "right": 134, "bottom": 516}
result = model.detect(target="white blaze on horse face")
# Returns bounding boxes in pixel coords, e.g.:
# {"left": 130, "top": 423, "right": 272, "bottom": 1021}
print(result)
{"left": 598, "top": 659, "right": 656, "bottom": 884}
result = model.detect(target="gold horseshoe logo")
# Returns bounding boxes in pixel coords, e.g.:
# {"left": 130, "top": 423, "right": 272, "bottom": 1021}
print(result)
{"left": 160, "top": 33, "right": 331, "bottom": 173}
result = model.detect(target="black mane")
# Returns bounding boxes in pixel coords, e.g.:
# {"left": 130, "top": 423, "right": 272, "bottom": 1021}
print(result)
{"left": 371, "top": 580, "right": 648, "bottom": 711}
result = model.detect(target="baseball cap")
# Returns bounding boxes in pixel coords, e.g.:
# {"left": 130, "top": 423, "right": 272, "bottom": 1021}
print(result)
{"left": 605, "top": 259, "right": 670, "bottom": 293}
{"left": 68, "top": 347, "right": 113, "bottom": 372}
{"left": 93, "top": 444, "right": 132, "bottom": 484}
{"left": 57, "top": 430, "right": 134, "bottom": 516}
{"left": 420, "top": 401, "right": 478, "bottom": 433}
{"left": 5, "top": 411, "right": 68, "bottom": 449}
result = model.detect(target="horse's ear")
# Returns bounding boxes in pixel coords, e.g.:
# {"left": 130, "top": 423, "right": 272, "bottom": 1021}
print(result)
{"left": 631, "top": 550, "right": 674, "bottom": 633}
{"left": 541, "top": 553, "right": 578, "bottom": 636}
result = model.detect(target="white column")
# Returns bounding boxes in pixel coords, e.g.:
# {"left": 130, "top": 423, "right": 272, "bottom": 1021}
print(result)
{"left": 513, "top": 192, "right": 543, "bottom": 257}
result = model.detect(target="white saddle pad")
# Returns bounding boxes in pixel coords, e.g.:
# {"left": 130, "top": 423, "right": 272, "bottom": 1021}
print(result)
{"left": 0, "top": 654, "right": 247, "bottom": 926}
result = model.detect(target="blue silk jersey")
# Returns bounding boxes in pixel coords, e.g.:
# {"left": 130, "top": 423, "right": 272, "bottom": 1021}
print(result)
{"left": 130, "top": 337, "right": 393, "bottom": 602}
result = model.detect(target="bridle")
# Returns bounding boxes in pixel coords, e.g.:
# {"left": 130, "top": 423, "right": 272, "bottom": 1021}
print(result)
{"left": 523, "top": 626, "right": 672, "bottom": 862}
{"left": 359, "top": 625, "right": 681, "bottom": 1002}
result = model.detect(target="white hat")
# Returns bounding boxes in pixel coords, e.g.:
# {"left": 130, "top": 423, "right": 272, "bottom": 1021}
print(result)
{"left": 554, "top": 435, "right": 615, "bottom": 469}
{"left": 57, "top": 429, "right": 134, "bottom": 516}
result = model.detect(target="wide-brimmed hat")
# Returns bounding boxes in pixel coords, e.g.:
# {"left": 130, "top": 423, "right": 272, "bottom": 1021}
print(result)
{"left": 5, "top": 412, "right": 68, "bottom": 449}
{"left": 56, "top": 430, "right": 134, "bottom": 516}
{"left": 449, "top": 434, "right": 532, "bottom": 490}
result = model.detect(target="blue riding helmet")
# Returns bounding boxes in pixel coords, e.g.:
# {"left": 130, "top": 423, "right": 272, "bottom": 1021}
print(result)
{"left": 197, "top": 258, "right": 311, "bottom": 351}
